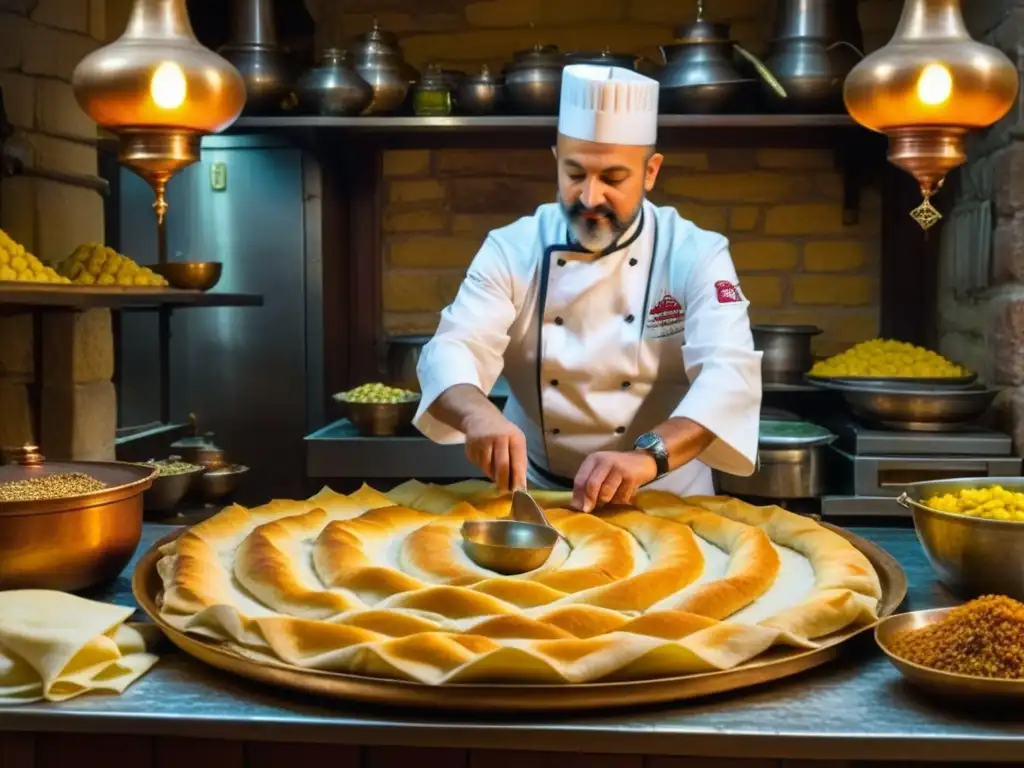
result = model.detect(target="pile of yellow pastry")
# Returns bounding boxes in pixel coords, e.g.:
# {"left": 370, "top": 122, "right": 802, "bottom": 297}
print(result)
{"left": 154, "top": 480, "right": 883, "bottom": 686}
{"left": 0, "top": 591, "right": 158, "bottom": 704}
{"left": 0, "top": 229, "right": 68, "bottom": 283}
{"left": 810, "top": 338, "right": 966, "bottom": 379}
{"left": 0, "top": 228, "right": 166, "bottom": 287}
{"left": 55, "top": 243, "right": 167, "bottom": 287}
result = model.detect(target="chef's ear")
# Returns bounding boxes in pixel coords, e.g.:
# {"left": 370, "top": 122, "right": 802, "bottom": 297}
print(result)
{"left": 551, "top": 145, "right": 557, "bottom": 159}
{"left": 644, "top": 151, "right": 665, "bottom": 193}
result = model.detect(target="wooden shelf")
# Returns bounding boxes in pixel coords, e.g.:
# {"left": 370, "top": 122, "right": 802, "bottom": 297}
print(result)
{"left": 0, "top": 284, "right": 264, "bottom": 310}
{"left": 233, "top": 113, "right": 857, "bottom": 133}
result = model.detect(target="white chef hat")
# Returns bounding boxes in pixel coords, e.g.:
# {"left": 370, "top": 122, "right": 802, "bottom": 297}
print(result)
{"left": 558, "top": 64, "right": 660, "bottom": 147}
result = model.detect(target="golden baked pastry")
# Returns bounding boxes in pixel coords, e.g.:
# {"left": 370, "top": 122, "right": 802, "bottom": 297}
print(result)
{"left": 154, "top": 481, "right": 882, "bottom": 685}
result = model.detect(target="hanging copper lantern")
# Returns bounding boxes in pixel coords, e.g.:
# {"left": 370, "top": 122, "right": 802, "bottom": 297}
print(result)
{"left": 843, "top": 0, "right": 1018, "bottom": 230}
{"left": 72, "top": 0, "right": 246, "bottom": 260}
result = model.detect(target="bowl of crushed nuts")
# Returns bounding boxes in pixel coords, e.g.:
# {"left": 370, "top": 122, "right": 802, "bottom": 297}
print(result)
{"left": 140, "top": 457, "right": 204, "bottom": 512}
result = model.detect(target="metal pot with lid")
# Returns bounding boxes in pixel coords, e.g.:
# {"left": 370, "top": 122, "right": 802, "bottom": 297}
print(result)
{"left": 384, "top": 334, "right": 432, "bottom": 391}
{"left": 454, "top": 64, "right": 503, "bottom": 115}
{"left": 296, "top": 47, "right": 373, "bottom": 117}
{"left": 752, "top": 324, "right": 822, "bottom": 384}
{"left": 503, "top": 44, "right": 566, "bottom": 115}
{"left": 659, "top": 0, "right": 786, "bottom": 114}
{"left": 566, "top": 48, "right": 641, "bottom": 71}
{"left": 716, "top": 420, "right": 836, "bottom": 500}
{"left": 350, "top": 19, "right": 410, "bottom": 115}
{"left": 0, "top": 444, "right": 156, "bottom": 591}
{"left": 170, "top": 416, "right": 229, "bottom": 468}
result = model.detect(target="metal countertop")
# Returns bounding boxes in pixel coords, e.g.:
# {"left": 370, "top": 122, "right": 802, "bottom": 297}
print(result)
{"left": 1, "top": 525, "right": 1021, "bottom": 763}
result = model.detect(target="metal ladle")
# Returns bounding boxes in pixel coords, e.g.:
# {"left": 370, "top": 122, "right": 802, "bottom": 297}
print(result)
{"left": 460, "top": 490, "right": 562, "bottom": 575}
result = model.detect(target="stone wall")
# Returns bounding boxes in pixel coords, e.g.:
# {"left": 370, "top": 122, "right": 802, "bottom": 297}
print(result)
{"left": 0, "top": 0, "right": 115, "bottom": 460}
{"left": 310, "top": 0, "right": 903, "bottom": 357}
{"left": 938, "top": 1, "right": 1024, "bottom": 451}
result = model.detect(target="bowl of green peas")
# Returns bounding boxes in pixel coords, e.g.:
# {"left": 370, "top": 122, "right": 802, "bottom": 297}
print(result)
{"left": 333, "top": 382, "right": 421, "bottom": 437}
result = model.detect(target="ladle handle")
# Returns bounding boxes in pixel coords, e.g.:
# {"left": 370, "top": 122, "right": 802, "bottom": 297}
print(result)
{"left": 734, "top": 44, "right": 787, "bottom": 98}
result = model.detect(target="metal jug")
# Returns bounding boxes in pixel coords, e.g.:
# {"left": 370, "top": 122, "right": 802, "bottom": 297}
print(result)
{"left": 219, "top": 0, "right": 295, "bottom": 115}
{"left": 762, "top": 0, "right": 864, "bottom": 113}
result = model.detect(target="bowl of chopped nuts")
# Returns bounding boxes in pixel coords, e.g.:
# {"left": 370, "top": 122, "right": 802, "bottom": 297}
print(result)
{"left": 140, "top": 457, "right": 205, "bottom": 512}
{"left": 333, "top": 381, "right": 420, "bottom": 437}
{"left": 0, "top": 444, "right": 156, "bottom": 591}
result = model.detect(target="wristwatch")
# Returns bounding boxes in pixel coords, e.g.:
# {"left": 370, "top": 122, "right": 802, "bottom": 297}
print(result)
{"left": 633, "top": 432, "right": 670, "bottom": 480}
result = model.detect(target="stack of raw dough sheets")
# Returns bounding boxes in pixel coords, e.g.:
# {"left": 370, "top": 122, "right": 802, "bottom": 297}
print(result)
{"left": 0, "top": 590, "right": 158, "bottom": 703}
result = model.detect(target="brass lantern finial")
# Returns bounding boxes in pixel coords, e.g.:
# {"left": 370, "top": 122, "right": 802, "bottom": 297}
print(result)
{"left": 843, "top": 0, "right": 1018, "bottom": 230}
{"left": 72, "top": 0, "right": 246, "bottom": 252}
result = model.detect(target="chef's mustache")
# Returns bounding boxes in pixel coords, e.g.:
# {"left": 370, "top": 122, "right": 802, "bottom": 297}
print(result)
{"left": 566, "top": 201, "right": 621, "bottom": 228}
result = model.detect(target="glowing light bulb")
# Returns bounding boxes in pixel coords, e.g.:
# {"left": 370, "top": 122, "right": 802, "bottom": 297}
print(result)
{"left": 150, "top": 62, "right": 187, "bottom": 109}
{"left": 917, "top": 64, "right": 953, "bottom": 106}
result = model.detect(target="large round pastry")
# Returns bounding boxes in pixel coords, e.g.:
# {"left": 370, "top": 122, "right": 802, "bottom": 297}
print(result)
{"left": 154, "top": 480, "right": 882, "bottom": 685}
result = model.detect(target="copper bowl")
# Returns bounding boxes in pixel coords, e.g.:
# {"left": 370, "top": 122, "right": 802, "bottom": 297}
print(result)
{"left": 333, "top": 393, "right": 420, "bottom": 437}
{"left": 152, "top": 261, "right": 223, "bottom": 291}
{"left": 0, "top": 448, "right": 156, "bottom": 592}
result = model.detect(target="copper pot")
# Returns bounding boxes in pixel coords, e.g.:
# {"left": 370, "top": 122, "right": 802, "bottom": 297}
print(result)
{"left": 0, "top": 445, "right": 155, "bottom": 591}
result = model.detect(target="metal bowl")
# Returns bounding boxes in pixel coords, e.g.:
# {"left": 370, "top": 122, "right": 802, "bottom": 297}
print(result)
{"left": 807, "top": 381, "right": 998, "bottom": 431}
{"left": 143, "top": 465, "right": 205, "bottom": 512}
{"left": 876, "top": 607, "right": 1024, "bottom": 702}
{"left": 897, "top": 477, "right": 1024, "bottom": 601}
{"left": 334, "top": 392, "right": 420, "bottom": 437}
{"left": 461, "top": 519, "right": 558, "bottom": 575}
{"left": 197, "top": 464, "right": 249, "bottom": 503}
{"left": 0, "top": 452, "right": 156, "bottom": 591}
{"left": 805, "top": 373, "right": 978, "bottom": 389}
{"left": 151, "top": 261, "right": 223, "bottom": 291}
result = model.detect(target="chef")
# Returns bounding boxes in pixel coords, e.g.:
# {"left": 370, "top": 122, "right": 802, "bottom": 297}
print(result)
{"left": 413, "top": 64, "right": 762, "bottom": 513}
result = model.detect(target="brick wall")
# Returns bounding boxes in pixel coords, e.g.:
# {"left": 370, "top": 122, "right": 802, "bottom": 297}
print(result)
{"left": 0, "top": 0, "right": 116, "bottom": 460}
{"left": 312, "top": 0, "right": 902, "bottom": 357}
{"left": 940, "top": 1, "right": 1024, "bottom": 450}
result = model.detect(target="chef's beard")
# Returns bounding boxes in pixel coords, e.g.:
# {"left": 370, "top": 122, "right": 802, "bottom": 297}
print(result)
{"left": 560, "top": 196, "right": 643, "bottom": 253}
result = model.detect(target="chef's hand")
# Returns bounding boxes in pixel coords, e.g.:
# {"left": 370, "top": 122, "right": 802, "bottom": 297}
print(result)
{"left": 572, "top": 451, "right": 658, "bottom": 513}
{"left": 462, "top": 411, "right": 528, "bottom": 493}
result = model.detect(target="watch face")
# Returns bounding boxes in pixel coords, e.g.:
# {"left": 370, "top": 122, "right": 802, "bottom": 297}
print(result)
{"left": 635, "top": 432, "right": 660, "bottom": 451}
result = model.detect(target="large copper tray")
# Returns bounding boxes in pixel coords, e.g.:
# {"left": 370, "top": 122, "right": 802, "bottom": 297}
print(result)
{"left": 133, "top": 524, "right": 907, "bottom": 712}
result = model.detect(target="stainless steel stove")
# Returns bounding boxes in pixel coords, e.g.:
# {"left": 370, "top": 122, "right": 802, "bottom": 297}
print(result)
{"left": 820, "top": 418, "right": 1021, "bottom": 518}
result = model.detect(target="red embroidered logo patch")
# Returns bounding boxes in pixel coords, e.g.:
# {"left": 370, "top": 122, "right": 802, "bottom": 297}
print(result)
{"left": 715, "top": 280, "right": 743, "bottom": 304}
{"left": 646, "top": 293, "right": 685, "bottom": 338}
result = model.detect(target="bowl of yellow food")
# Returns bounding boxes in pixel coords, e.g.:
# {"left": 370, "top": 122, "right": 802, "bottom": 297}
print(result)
{"left": 898, "top": 479, "right": 1024, "bottom": 601}
{"left": 333, "top": 382, "right": 420, "bottom": 437}
{"left": 807, "top": 338, "right": 976, "bottom": 388}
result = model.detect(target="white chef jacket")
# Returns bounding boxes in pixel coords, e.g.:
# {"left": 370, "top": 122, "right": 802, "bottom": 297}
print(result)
{"left": 413, "top": 199, "right": 762, "bottom": 496}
